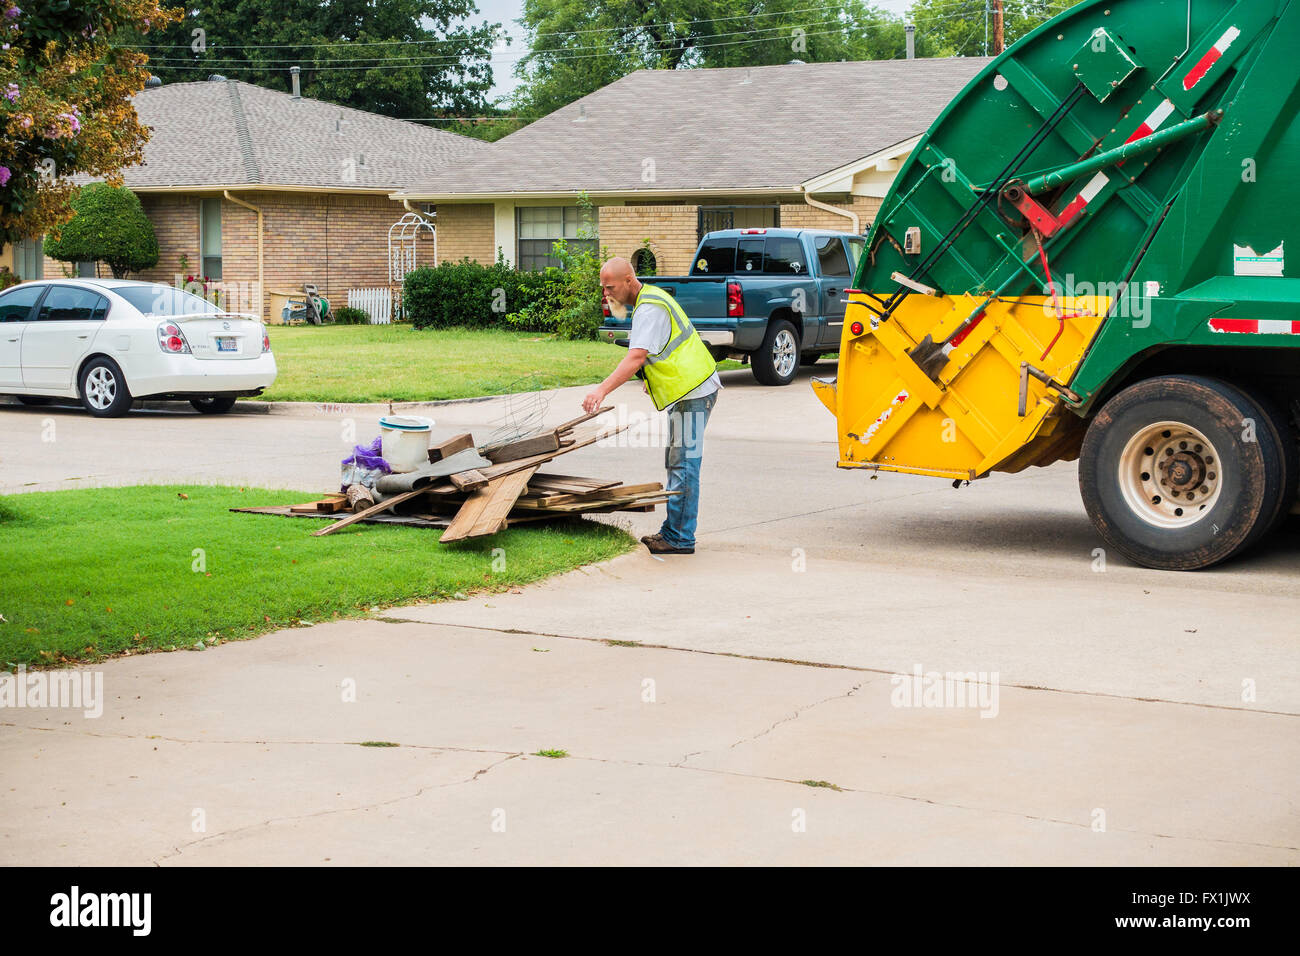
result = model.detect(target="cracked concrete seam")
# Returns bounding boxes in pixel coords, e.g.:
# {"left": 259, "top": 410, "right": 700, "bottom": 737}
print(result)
{"left": 369, "top": 619, "right": 1300, "bottom": 717}
{"left": 149, "top": 752, "right": 524, "bottom": 866}
{"left": 674, "top": 680, "right": 865, "bottom": 767}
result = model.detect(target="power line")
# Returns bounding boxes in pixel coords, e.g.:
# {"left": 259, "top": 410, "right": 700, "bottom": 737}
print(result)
{"left": 142, "top": 15, "right": 880, "bottom": 66}
{"left": 141, "top": 6, "right": 998, "bottom": 72}
{"left": 124, "top": 3, "right": 878, "bottom": 50}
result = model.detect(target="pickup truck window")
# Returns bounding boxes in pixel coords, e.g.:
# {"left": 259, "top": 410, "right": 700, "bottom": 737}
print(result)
{"left": 737, "top": 238, "right": 764, "bottom": 272}
{"left": 847, "top": 238, "right": 866, "bottom": 273}
{"left": 815, "top": 236, "right": 852, "bottom": 277}
{"left": 763, "top": 237, "right": 806, "bottom": 275}
{"left": 693, "top": 237, "right": 737, "bottom": 274}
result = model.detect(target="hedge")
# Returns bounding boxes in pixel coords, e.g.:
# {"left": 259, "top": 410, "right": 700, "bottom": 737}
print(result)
{"left": 404, "top": 257, "right": 560, "bottom": 331}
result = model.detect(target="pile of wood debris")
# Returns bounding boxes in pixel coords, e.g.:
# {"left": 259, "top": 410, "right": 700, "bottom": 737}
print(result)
{"left": 232, "top": 407, "right": 674, "bottom": 542}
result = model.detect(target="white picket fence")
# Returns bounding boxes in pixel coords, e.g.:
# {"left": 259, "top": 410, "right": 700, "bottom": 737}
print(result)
{"left": 347, "top": 287, "right": 393, "bottom": 324}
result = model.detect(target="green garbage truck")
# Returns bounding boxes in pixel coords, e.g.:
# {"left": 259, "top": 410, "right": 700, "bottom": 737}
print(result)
{"left": 815, "top": 0, "right": 1300, "bottom": 570}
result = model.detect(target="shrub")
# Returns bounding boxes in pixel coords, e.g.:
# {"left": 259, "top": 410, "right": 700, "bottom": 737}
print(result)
{"left": 404, "top": 253, "right": 551, "bottom": 331}
{"left": 43, "top": 184, "right": 159, "bottom": 279}
{"left": 332, "top": 306, "right": 370, "bottom": 325}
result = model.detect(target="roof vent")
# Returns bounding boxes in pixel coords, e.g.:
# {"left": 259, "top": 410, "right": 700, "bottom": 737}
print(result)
{"left": 145, "top": 75, "right": 162, "bottom": 88}
{"left": 290, "top": 65, "right": 301, "bottom": 99}
{"left": 208, "top": 74, "right": 227, "bottom": 82}
{"left": 573, "top": 104, "right": 587, "bottom": 123}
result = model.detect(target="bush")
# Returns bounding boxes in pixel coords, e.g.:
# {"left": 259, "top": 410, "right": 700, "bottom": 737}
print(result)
{"left": 332, "top": 306, "right": 370, "bottom": 325}
{"left": 43, "top": 184, "right": 159, "bottom": 279}
{"left": 404, "top": 253, "right": 551, "bottom": 331}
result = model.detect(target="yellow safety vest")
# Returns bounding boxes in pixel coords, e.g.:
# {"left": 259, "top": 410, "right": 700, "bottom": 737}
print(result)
{"left": 635, "top": 283, "right": 718, "bottom": 411}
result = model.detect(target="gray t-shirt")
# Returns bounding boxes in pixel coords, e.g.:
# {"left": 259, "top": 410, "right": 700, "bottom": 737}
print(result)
{"left": 628, "top": 300, "right": 721, "bottom": 410}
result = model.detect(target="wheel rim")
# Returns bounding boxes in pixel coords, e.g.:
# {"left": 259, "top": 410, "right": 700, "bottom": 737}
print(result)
{"left": 85, "top": 366, "right": 116, "bottom": 410}
{"left": 1117, "top": 420, "right": 1224, "bottom": 529}
{"left": 772, "top": 330, "right": 797, "bottom": 377}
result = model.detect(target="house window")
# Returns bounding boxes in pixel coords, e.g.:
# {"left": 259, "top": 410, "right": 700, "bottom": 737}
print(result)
{"left": 76, "top": 260, "right": 97, "bottom": 278}
{"left": 200, "top": 198, "right": 222, "bottom": 279}
{"left": 14, "top": 238, "right": 44, "bottom": 280}
{"left": 697, "top": 205, "right": 779, "bottom": 240}
{"left": 516, "top": 206, "right": 597, "bottom": 271}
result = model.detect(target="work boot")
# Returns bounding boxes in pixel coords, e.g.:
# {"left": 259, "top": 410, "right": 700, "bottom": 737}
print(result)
{"left": 640, "top": 533, "right": 694, "bottom": 555}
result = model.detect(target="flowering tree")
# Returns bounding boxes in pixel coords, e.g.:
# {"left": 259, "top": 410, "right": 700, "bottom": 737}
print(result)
{"left": 0, "top": 1, "right": 179, "bottom": 253}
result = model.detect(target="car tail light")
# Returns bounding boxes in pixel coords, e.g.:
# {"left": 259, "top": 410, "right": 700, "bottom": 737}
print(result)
{"left": 726, "top": 281, "right": 744, "bottom": 318}
{"left": 157, "top": 322, "right": 191, "bottom": 354}
{"left": 740, "top": 228, "right": 768, "bottom": 234}
{"left": 850, "top": 321, "right": 864, "bottom": 336}
{"left": 262, "top": 327, "right": 271, "bottom": 353}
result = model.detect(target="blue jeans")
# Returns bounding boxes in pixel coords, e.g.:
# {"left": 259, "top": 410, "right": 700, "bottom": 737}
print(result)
{"left": 659, "top": 391, "right": 716, "bottom": 548}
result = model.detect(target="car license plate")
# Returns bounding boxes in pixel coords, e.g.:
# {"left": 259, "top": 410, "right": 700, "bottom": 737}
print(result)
{"left": 216, "top": 336, "right": 237, "bottom": 352}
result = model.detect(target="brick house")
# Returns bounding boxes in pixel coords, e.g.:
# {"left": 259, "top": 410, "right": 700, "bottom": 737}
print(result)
{"left": 391, "top": 57, "right": 991, "bottom": 276}
{"left": 3, "top": 76, "right": 490, "bottom": 319}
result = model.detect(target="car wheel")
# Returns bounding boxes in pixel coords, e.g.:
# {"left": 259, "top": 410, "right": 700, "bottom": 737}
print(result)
{"left": 752, "top": 319, "right": 800, "bottom": 386}
{"left": 78, "top": 357, "right": 134, "bottom": 418}
{"left": 1078, "top": 375, "right": 1285, "bottom": 570}
{"left": 190, "top": 395, "right": 237, "bottom": 415}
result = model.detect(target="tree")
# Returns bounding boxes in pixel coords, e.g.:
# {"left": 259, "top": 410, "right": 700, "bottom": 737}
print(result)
{"left": 510, "top": 0, "right": 926, "bottom": 120}
{"left": 44, "top": 183, "right": 159, "bottom": 278}
{"left": 0, "top": 1, "right": 180, "bottom": 252}
{"left": 117, "top": 0, "right": 503, "bottom": 121}
{"left": 906, "top": 0, "right": 1081, "bottom": 58}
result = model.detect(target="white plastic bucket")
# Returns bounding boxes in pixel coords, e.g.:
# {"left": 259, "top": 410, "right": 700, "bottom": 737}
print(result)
{"left": 379, "top": 415, "right": 434, "bottom": 473}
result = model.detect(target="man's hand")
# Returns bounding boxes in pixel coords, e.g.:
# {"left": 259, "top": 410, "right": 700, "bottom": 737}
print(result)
{"left": 582, "top": 389, "right": 606, "bottom": 414}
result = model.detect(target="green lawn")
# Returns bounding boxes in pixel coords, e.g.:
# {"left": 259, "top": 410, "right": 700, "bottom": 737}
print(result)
{"left": 0, "top": 485, "right": 635, "bottom": 668}
{"left": 256, "top": 325, "right": 743, "bottom": 403}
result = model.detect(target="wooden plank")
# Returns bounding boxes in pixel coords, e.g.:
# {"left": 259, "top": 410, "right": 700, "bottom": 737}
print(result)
{"left": 468, "top": 466, "right": 537, "bottom": 537}
{"left": 312, "top": 486, "right": 427, "bottom": 536}
{"left": 419, "top": 423, "right": 631, "bottom": 494}
{"left": 289, "top": 496, "right": 345, "bottom": 514}
{"left": 440, "top": 466, "right": 537, "bottom": 543}
{"left": 428, "top": 433, "right": 474, "bottom": 462}
{"left": 449, "top": 469, "right": 488, "bottom": 491}
{"left": 528, "top": 473, "right": 622, "bottom": 492}
{"left": 481, "top": 430, "right": 561, "bottom": 464}
{"left": 523, "top": 482, "right": 664, "bottom": 508}
{"left": 511, "top": 490, "right": 675, "bottom": 513}
{"left": 551, "top": 405, "right": 613, "bottom": 435}
{"left": 232, "top": 506, "right": 451, "bottom": 528}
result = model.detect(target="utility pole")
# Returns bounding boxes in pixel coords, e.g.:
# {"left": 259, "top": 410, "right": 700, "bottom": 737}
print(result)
{"left": 993, "top": 0, "right": 1005, "bottom": 55}
{"left": 984, "top": 0, "right": 989, "bottom": 57}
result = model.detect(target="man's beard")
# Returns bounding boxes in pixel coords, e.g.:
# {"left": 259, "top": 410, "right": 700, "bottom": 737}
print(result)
{"left": 606, "top": 297, "right": 628, "bottom": 320}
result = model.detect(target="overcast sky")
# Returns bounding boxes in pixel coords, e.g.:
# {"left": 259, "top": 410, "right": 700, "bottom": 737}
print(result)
{"left": 472, "top": 0, "right": 919, "bottom": 104}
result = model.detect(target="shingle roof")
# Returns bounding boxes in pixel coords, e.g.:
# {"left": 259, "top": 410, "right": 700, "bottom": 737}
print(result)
{"left": 395, "top": 57, "right": 992, "bottom": 198}
{"left": 122, "top": 79, "right": 491, "bottom": 190}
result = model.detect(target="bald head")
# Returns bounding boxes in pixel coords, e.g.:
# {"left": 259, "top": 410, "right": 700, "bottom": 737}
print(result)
{"left": 600, "top": 256, "right": 642, "bottom": 308}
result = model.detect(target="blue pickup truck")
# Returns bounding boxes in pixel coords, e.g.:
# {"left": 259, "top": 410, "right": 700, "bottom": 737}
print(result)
{"left": 600, "top": 228, "right": 866, "bottom": 386}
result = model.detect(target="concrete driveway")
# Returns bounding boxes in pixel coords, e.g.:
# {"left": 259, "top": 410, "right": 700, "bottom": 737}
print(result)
{"left": 1, "top": 367, "right": 1297, "bottom": 865}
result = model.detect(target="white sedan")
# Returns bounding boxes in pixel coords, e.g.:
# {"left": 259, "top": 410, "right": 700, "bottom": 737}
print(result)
{"left": 0, "top": 279, "right": 276, "bottom": 416}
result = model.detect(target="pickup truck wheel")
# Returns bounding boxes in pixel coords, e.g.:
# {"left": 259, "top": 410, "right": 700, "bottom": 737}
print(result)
{"left": 190, "top": 395, "right": 237, "bottom": 415}
{"left": 78, "top": 357, "right": 134, "bottom": 418}
{"left": 752, "top": 319, "right": 800, "bottom": 386}
{"left": 1078, "top": 375, "right": 1284, "bottom": 570}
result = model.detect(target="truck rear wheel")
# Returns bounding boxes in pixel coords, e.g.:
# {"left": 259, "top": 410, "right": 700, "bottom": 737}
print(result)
{"left": 1078, "top": 375, "right": 1285, "bottom": 570}
{"left": 752, "top": 319, "right": 799, "bottom": 386}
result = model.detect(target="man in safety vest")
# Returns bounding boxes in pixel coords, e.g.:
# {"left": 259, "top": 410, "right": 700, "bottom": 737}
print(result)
{"left": 583, "top": 257, "right": 721, "bottom": 554}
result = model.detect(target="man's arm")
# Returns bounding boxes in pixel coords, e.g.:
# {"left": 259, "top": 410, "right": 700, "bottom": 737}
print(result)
{"left": 583, "top": 348, "right": 648, "bottom": 413}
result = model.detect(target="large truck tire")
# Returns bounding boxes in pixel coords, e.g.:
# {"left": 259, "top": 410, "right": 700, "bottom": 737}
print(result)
{"left": 1078, "top": 375, "right": 1285, "bottom": 570}
{"left": 1234, "top": 383, "right": 1300, "bottom": 535}
{"left": 752, "top": 319, "right": 800, "bottom": 386}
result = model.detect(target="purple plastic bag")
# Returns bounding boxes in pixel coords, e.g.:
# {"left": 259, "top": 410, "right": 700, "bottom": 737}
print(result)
{"left": 341, "top": 436, "right": 392, "bottom": 474}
